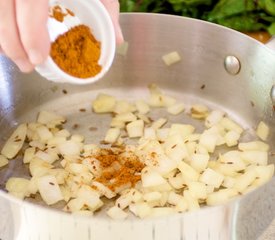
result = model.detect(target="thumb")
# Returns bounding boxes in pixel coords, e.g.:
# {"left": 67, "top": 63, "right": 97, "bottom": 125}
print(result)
{"left": 100, "top": 0, "right": 124, "bottom": 44}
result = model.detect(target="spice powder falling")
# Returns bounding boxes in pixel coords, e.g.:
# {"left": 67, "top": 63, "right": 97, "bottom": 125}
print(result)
{"left": 50, "top": 24, "right": 102, "bottom": 78}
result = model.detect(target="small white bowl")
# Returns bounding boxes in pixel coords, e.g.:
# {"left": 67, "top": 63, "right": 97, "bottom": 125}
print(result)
{"left": 35, "top": 0, "right": 116, "bottom": 85}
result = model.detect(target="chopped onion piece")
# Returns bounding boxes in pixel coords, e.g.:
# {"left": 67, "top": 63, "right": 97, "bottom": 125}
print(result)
{"left": 234, "top": 169, "right": 257, "bottom": 193}
{"left": 6, "top": 178, "right": 30, "bottom": 199}
{"left": 220, "top": 117, "right": 243, "bottom": 134}
{"left": 115, "top": 112, "right": 137, "bottom": 122}
{"left": 110, "top": 118, "right": 125, "bottom": 129}
{"left": 241, "top": 151, "right": 268, "bottom": 165}
{"left": 107, "top": 206, "right": 128, "bottom": 220}
{"left": 37, "top": 111, "right": 65, "bottom": 126}
{"left": 92, "top": 93, "right": 116, "bottom": 113}
{"left": 143, "top": 128, "right": 156, "bottom": 140}
{"left": 141, "top": 167, "right": 167, "bottom": 187}
{"left": 76, "top": 186, "right": 103, "bottom": 212}
{"left": 148, "top": 84, "right": 176, "bottom": 107}
{"left": 188, "top": 181, "right": 207, "bottom": 199}
{"left": 206, "top": 189, "right": 238, "bottom": 206}
{"left": 66, "top": 198, "right": 85, "bottom": 212}
{"left": 205, "top": 110, "right": 225, "bottom": 128}
{"left": 238, "top": 141, "right": 269, "bottom": 152}
{"left": 175, "top": 198, "right": 188, "bottom": 212}
{"left": 199, "top": 131, "right": 218, "bottom": 153}
{"left": 104, "top": 128, "right": 120, "bottom": 143}
{"left": 116, "top": 41, "right": 129, "bottom": 56}
{"left": 135, "top": 100, "right": 150, "bottom": 114}
{"left": 113, "top": 100, "right": 136, "bottom": 114}
{"left": 55, "top": 129, "right": 70, "bottom": 138}
{"left": 222, "top": 176, "right": 236, "bottom": 188}
{"left": 129, "top": 202, "right": 152, "bottom": 218}
{"left": 167, "top": 102, "right": 185, "bottom": 115}
{"left": 37, "top": 175, "right": 63, "bottom": 205}
{"left": 126, "top": 120, "right": 144, "bottom": 138}
{"left": 191, "top": 104, "right": 209, "bottom": 119}
{"left": 252, "top": 164, "right": 274, "bottom": 186}
{"left": 169, "top": 124, "right": 195, "bottom": 139}
{"left": 199, "top": 168, "right": 224, "bottom": 188}
{"left": 143, "top": 191, "right": 162, "bottom": 203}
{"left": 256, "top": 121, "right": 269, "bottom": 141}
{"left": 36, "top": 125, "right": 53, "bottom": 143}
{"left": 190, "top": 153, "right": 209, "bottom": 173}
{"left": 219, "top": 151, "right": 246, "bottom": 172}
{"left": 92, "top": 181, "right": 116, "bottom": 199}
{"left": 168, "top": 192, "right": 183, "bottom": 205}
{"left": 35, "top": 150, "right": 57, "bottom": 164}
{"left": 67, "top": 163, "right": 89, "bottom": 175}
{"left": 184, "top": 190, "right": 200, "bottom": 211}
{"left": 151, "top": 118, "right": 167, "bottom": 130}
{"left": 178, "top": 161, "right": 200, "bottom": 181}
{"left": 156, "top": 128, "right": 170, "bottom": 142}
{"left": 166, "top": 143, "right": 187, "bottom": 164}
{"left": 29, "top": 157, "right": 53, "bottom": 177}
{"left": 225, "top": 130, "right": 240, "bottom": 147}
{"left": 1, "top": 124, "right": 27, "bottom": 159}
{"left": 71, "top": 134, "right": 84, "bottom": 143}
{"left": 162, "top": 51, "right": 181, "bottom": 66}
{"left": 29, "top": 140, "right": 45, "bottom": 150}
{"left": 58, "top": 140, "right": 82, "bottom": 156}
{"left": 136, "top": 113, "right": 151, "bottom": 124}
{"left": 47, "top": 136, "right": 66, "bottom": 146}
{"left": 168, "top": 173, "right": 185, "bottom": 189}
{"left": 0, "top": 155, "right": 8, "bottom": 168}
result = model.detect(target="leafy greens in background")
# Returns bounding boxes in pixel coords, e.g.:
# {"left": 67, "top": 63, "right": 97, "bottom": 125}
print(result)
{"left": 119, "top": 0, "right": 275, "bottom": 35}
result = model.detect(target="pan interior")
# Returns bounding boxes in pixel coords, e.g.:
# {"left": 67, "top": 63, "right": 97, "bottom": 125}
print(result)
{"left": 0, "top": 85, "right": 263, "bottom": 212}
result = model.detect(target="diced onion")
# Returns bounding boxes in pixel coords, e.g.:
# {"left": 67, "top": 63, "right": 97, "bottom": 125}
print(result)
{"left": 116, "top": 41, "right": 129, "bottom": 56}
{"left": 107, "top": 206, "right": 128, "bottom": 220}
{"left": 92, "top": 93, "right": 116, "bottom": 113}
{"left": 0, "top": 155, "right": 9, "bottom": 168}
{"left": 1, "top": 124, "right": 27, "bottom": 159}
{"left": 256, "top": 121, "right": 269, "bottom": 141}
{"left": 162, "top": 51, "right": 181, "bottom": 66}
{"left": 1, "top": 83, "right": 273, "bottom": 220}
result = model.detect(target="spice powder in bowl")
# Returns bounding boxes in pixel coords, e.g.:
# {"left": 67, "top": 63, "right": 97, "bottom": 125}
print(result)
{"left": 50, "top": 5, "right": 75, "bottom": 22}
{"left": 50, "top": 25, "right": 102, "bottom": 78}
{"left": 49, "top": 5, "right": 102, "bottom": 79}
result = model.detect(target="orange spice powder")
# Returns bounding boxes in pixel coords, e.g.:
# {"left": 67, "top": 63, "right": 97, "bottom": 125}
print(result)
{"left": 50, "top": 5, "right": 67, "bottom": 22}
{"left": 94, "top": 149, "right": 145, "bottom": 192}
{"left": 49, "top": 5, "right": 102, "bottom": 79}
{"left": 50, "top": 5, "right": 75, "bottom": 22}
{"left": 50, "top": 24, "right": 102, "bottom": 78}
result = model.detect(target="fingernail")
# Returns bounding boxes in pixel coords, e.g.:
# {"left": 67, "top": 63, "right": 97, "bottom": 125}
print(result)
{"left": 16, "top": 59, "right": 34, "bottom": 72}
{"left": 28, "top": 49, "right": 44, "bottom": 65}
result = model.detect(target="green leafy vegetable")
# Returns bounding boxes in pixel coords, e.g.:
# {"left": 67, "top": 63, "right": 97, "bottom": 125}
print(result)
{"left": 215, "top": 14, "right": 266, "bottom": 32}
{"left": 119, "top": 0, "right": 275, "bottom": 35}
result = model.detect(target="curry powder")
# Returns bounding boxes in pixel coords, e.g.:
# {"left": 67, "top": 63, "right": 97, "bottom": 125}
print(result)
{"left": 50, "top": 24, "right": 102, "bottom": 78}
{"left": 94, "top": 149, "right": 144, "bottom": 192}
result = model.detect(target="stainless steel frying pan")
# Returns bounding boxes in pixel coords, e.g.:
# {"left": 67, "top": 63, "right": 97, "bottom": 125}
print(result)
{"left": 0, "top": 13, "right": 274, "bottom": 240}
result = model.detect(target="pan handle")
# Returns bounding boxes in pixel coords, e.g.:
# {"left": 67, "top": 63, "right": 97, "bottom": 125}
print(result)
{"left": 265, "top": 36, "right": 275, "bottom": 50}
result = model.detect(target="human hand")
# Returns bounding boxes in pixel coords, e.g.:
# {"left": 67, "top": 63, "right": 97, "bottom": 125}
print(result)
{"left": 0, "top": 0, "right": 123, "bottom": 73}
{"left": 100, "top": 0, "right": 124, "bottom": 45}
